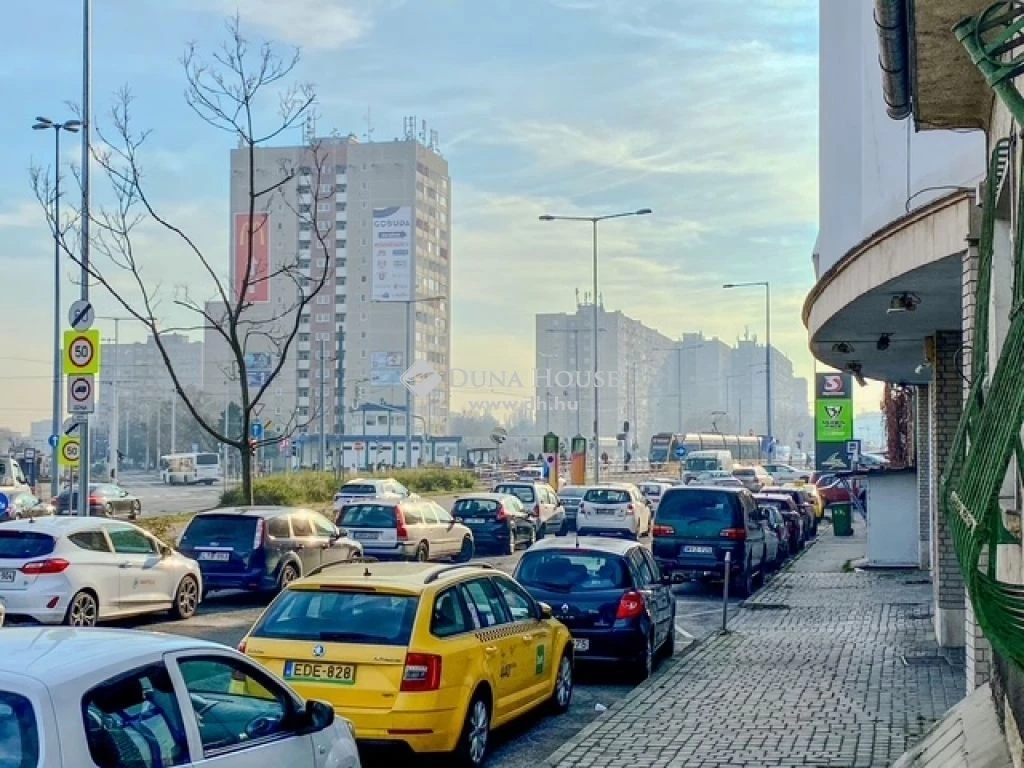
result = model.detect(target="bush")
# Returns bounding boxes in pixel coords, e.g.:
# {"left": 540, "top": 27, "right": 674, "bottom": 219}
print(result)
{"left": 218, "top": 468, "right": 479, "bottom": 507}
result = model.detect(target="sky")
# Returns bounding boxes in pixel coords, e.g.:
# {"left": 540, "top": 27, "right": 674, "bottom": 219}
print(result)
{"left": 0, "top": 0, "right": 883, "bottom": 434}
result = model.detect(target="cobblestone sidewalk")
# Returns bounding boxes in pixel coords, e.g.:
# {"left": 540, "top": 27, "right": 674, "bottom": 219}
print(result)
{"left": 546, "top": 521, "right": 965, "bottom": 768}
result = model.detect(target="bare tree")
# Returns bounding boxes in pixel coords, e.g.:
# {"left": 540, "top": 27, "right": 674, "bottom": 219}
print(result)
{"left": 32, "top": 17, "right": 337, "bottom": 503}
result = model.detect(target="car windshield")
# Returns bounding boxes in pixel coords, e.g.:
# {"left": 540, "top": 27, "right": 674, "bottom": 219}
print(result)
{"left": 252, "top": 589, "right": 418, "bottom": 646}
{"left": 494, "top": 484, "right": 535, "bottom": 503}
{"left": 516, "top": 550, "right": 631, "bottom": 592}
{"left": 339, "top": 484, "right": 377, "bottom": 495}
{"left": 180, "top": 515, "right": 259, "bottom": 551}
{"left": 656, "top": 491, "right": 737, "bottom": 536}
{"left": 583, "top": 488, "right": 631, "bottom": 504}
{"left": 0, "top": 531, "right": 56, "bottom": 559}
{"left": 452, "top": 498, "right": 501, "bottom": 517}
{"left": 339, "top": 504, "right": 396, "bottom": 527}
{"left": 0, "top": 692, "right": 39, "bottom": 768}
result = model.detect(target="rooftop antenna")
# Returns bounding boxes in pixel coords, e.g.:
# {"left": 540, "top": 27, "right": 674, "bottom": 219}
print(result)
{"left": 403, "top": 116, "right": 417, "bottom": 141}
{"left": 419, "top": 119, "right": 427, "bottom": 142}
{"left": 364, "top": 106, "right": 374, "bottom": 142}
{"left": 575, "top": 287, "right": 580, "bottom": 306}
{"left": 429, "top": 129, "right": 439, "bottom": 152}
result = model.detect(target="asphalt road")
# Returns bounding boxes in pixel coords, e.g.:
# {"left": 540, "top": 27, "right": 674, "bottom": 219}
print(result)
{"left": 129, "top": 538, "right": 744, "bottom": 768}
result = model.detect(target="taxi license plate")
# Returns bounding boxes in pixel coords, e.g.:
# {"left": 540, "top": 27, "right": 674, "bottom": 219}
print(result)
{"left": 197, "top": 551, "right": 230, "bottom": 561}
{"left": 0, "top": 570, "right": 15, "bottom": 583}
{"left": 573, "top": 638, "right": 589, "bottom": 652}
{"left": 353, "top": 531, "right": 380, "bottom": 540}
{"left": 683, "top": 545, "right": 713, "bottom": 554}
{"left": 284, "top": 661, "right": 357, "bottom": 685}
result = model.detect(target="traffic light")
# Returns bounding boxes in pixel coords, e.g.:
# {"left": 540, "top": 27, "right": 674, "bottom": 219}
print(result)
{"left": 248, "top": 438, "right": 257, "bottom": 456}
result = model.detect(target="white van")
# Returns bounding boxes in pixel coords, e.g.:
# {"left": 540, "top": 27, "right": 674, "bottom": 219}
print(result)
{"left": 683, "top": 450, "right": 735, "bottom": 483}
{"left": 0, "top": 456, "right": 30, "bottom": 491}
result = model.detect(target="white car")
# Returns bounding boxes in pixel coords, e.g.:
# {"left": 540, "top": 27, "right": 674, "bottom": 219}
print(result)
{"left": 332, "top": 477, "right": 411, "bottom": 512}
{"left": 0, "top": 516, "right": 202, "bottom": 626}
{"left": 762, "top": 463, "right": 811, "bottom": 484}
{"left": 577, "top": 484, "right": 652, "bottom": 539}
{"left": 0, "top": 627, "right": 361, "bottom": 767}
{"left": 638, "top": 481, "right": 674, "bottom": 511}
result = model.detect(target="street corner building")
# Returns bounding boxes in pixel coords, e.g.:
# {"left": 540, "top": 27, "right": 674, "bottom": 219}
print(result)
{"left": 806, "top": 0, "right": 1024, "bottom": 763}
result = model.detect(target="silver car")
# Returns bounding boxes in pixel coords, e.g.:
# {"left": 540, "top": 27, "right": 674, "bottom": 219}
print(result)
{"left": 335, "top": 497, "right": 475, "bottom": 562}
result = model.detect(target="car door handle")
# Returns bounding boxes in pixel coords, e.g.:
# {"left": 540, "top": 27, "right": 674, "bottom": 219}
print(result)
{"left": 485, "top": 646, "right": 498, "bottom": 655}
{"left": 119, "top": 562, "right": 133, "bottom": 569}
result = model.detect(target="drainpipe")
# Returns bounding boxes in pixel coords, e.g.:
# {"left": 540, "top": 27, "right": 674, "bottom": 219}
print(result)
{"left": 875, "top": 0, "right": 912, "bottom": 120}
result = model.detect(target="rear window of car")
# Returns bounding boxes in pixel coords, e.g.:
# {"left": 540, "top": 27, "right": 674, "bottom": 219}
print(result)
{"left": 180, "top": 515, "right": 259, "bottom": 550}
{"left": 339, "top": 484, "right": 377, "bottom": 495}
{"left": 494, "top": 484, "right": 535, "bottom": 503}
{"left": 516, "top": 550, "right": 631, "bottom": 591}
{"left": 558, "top": 487, "right": 585, "bottom": 499}
{"left": 583, "top": 488, "right": 631, "bottom": 504}
{"left": 0, "top": 691, "right": 39, "bottom": 767}
{"left": 452, "top": 498, "right": 501, "bottom": 517}
{"left": 639, "top": 484, "right": 662, "bottom": 497}
{"left": 251, "top": 589, "right": 418, "bottom": 646}
{"left": 757, "top": 498, "right": 791, "bottom": 513}
{"left": 0, "top": 531, "right": 56, "bottom": 559}
{"left": 339, "top": 504, "right": 397, "bottom": 527}
{"left": 656, "top": 490, "right": 739, "bottom": 536}
{"left": 733, "top": 468, "right": 754, "bottom": 476}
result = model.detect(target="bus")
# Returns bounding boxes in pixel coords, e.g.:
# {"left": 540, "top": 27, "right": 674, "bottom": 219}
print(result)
{"left": 159, "top": 452, "right": 221, "bottom": 485}
{"left": 648, "top": 433, "right": 763, "bottom": 471}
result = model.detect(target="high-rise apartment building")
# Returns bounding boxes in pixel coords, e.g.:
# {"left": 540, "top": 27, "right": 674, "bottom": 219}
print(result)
{"left": 205, "top": 128, "right": 451, "bottom": 466}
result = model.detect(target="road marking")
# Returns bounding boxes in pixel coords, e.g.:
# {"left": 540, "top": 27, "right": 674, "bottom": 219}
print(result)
{"left": 673, "top": 621, "right": 695, "bottom": 641}
{"left": 675, "top": 607, "right": 735, "bottom": 618}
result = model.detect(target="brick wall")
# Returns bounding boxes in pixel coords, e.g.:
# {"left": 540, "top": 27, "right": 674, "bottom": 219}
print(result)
{"left": 930, "top": 329, "right": 967, "bottom": 647}
{"left": 916, "top": 385, "right": 931, "bottom": 569}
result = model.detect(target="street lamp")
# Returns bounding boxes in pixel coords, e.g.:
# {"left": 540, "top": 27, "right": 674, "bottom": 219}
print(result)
{"left": 723, "top": 281, "right": 772, "bottom": 451}
{"left": 33, "top": 117, "right": 81, "bottom": 500}
{"left": 539, "top": 208, "right": 652, "bottom": 482}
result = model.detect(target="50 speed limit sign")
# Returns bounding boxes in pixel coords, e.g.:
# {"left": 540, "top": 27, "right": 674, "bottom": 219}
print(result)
{"left": 63, "top": 329, "right": 101, "bottom": 375}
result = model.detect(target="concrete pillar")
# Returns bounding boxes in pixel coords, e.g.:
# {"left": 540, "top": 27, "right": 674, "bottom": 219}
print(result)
{"left": 930, "top": 329, "right": 966, "bottom": 648}
{"left": 915, "top": 385, "right": 931, "bottom": 569}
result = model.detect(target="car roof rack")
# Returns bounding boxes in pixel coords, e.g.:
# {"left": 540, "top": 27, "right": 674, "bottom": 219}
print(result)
{"left": 306, "top": 556, "right": 379, "bottom": 577}
{"left": 423, "top": 562, "right": 494, "bottom": 584}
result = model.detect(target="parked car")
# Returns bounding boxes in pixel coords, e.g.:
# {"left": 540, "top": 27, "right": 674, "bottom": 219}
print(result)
{"left": 761, "top": 486, "right": 817, "bottom": 539}
{"left": 514, "top": 536, "right": 675, "bottom": 680}
{"left": 451, "top": 492, "right": 536, "bottom": 555}
{"left": 811, "top": 472, "right": 866, "bottom": 509}
{"left": 651, "top": 485, "right": 768, "bottom": 597}
{"left": 577, "top": 484, "right": 652, "bottom": 539}
{"left": 492, "top": 481, "right": 566, "bottom": 536}
{"left": 54, "top": 483, "right": 141, "bottom": 519}
{"left": 178, "top": 506, "right": 362, "bottom": 596}
{"left": 761, "top": 463, "right": 811, "bottom": 484}
{"left": 755, "top": 493, "right": 803, "bottom": 555}
{"left": 0, "top": 491, "right": 55, "bottom": 522}
{"left": 333, "top": 477, "right": 411, "bottom": 512}
{"left": 555, "top": 484, "right": 588, "bottom": 530}
{"left": 731, "top": 465, "right": 774, "bottom": 493}
{"left": 758, "top": 503, "right": 791, "bottom": 563}
{"left": 336, "top": 497, "right": 474, "bottom": 562}
{"left": 236, "top": 561, "right": 573, "bottom": 767}
{"left": 0, "top": 627, "right": 360, "bottom": 768}
{"left": 0, "top": 516, "right": 201, "bottom": 626}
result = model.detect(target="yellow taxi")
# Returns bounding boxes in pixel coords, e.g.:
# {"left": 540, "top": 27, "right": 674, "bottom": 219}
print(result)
{"left": 237, "top": 560, "right": 575, "bottom": 767}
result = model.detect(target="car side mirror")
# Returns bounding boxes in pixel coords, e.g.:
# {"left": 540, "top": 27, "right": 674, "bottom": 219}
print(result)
{"left": 300, "top": 699, "right": 335, "bottom": 733}
{"left": 538, "top": 601, "right": 553, "bottom": 619}
{"left": 159, "top": 544, "right": 173, "bottom": 558}
{"left": 333, "top": 528, "right": 347, "bottom": 540}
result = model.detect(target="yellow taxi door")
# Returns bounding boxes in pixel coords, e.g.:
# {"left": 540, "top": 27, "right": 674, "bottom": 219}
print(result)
{"left": 458, "top": 578, "right": 524, "bottom": 723}
{"left": 491, "top": 575, "right": 556, "bottom": 707}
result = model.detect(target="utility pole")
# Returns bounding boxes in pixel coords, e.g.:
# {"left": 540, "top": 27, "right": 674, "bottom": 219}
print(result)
{"left": 170, "top": 391, "right": 177, "bottom": 453}
{"left": 77, "top": 0, "right": 93, "bottom": 517}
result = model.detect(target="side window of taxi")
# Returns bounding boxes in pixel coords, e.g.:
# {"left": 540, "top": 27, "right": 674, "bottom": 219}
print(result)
{"left": 82, "top": 663, "right": 189, "bottom": 768}
{"left": 431, "top": 586, "right": 473, "bottom": 637}
{"left": 459, "top": 578, "right": 510, "bottom": 628}
{"left": 492, "top": 576, "right": 536, "bottom": 621}
{"left": 177, "top": 656, "right": 293, "bottom": 757}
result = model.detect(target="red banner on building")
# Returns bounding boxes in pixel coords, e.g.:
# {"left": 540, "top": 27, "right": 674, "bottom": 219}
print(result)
{"left": 234, "top": 213, "right": 270, "bottom": 303}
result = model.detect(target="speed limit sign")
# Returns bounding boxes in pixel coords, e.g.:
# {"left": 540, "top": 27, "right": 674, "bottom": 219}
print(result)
{"left": 59, "top": 436, "right": 81, "bottom": 468}
{"left": 63, "top": 329, "right": 101, "bottom": 375}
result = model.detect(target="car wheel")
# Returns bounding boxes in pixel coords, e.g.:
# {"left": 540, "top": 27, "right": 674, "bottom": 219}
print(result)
{"left": 279, "top": 563, "right": 300, "bottom": 590}
{"left": 456, "top": 536, "right": 474, "bottom": 563}
{"left": 549, "top": 652, "right": 573, "bottom": 713}
{"left": 414, "top": 542, "right": 430, "bottom": 562}
{"left": 130, "top": 500, "right": 141, "bottom": 520}
{"left": 634, "top": 632, "right": 655, "bottom": 681}
{"left": 65, "top": 590, "right": 98, "bottom": 627}
{"left": 453, "top": 694, "right": 491, "bottom": 768}
{"left": 170, "top": 575, "right": 200, "bottom": 620}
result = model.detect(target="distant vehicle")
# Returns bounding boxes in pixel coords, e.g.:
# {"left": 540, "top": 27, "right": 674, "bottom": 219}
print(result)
{"left": 731, "top": 465, "right": 773, "bottom": 493}
{"left": 683, "top": 450, "right": 736, "bottom": 482}
{"left": 451, "top": 492, "right": 536, "bottom": 555}
{"left": 0, "top": 516, "right": 201, "bottom": 626}
{"left": 577, "top": 484, "right": 652, "bottom": 539}
{"left": 555, "top": 484, "right": 589, "bottom": 529}
{"left": 0, "top": 627, "right": 360, "bottom": 768}
{"left": 761, "top": 463, "right": 810, "bottom": 484}
{"left": 638, "top": 481, "right": 674, "bottom": 511}
{"left": 649, "top": 433, "right": 762, "bottom": 471}
{"left": 54, "top": 483, "right": 142, "bottom": 519}
{"left": 0, "top": 456, "right": 30, "bottom": 492}
{"left": 492, "top": 481, "right": 566, "bottom": 537}
{"left": 0, "top": 491, "right": 55, "bottom": 522}
{"left": 336, "top": 497, "right": 474, "bottom": 562}
{"left": 516, "top": 466, "right": 546, "bottom": 481}
{"left": 159, "top": 451, "right": 221, "bottom": 485}
{"left": 333, "top": 477, "right": 411, "bottom": 512}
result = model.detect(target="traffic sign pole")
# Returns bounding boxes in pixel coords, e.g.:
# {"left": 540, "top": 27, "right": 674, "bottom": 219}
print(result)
{"left": 63, "top": 328, "right": 101, "bottom": 517}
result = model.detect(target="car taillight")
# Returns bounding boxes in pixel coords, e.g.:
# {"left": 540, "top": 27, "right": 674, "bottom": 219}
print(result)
{"left": 401, "top": 653, "right": 442, "bottom": 692}
{"left": 395, "top": 508, "right": 409, "bottom": 540}
{"left": 627, "top": 503, "right": 635, "bottom": 512}
{"left": 720, "top": 528, "right": 746, "bottom": 540}
{"left": 20, "top": 558, "right": 70, "bottom": 575}
{"left": 495, "top": 504, "right": 507, "bottom": 522}
{"left": 253, "top": 519, "right": 265, "bottom": 549}
{"left": 653, "top": 524, "right": 675, "bottom": 536}
{"left": 616, "top": 591, "right": 645, "bottom": 620}
{"left": 533, "top": 504, "right": 540, "bottom": 517}
{"left": 88, "top": 496, "right": 100, "bottom": 506}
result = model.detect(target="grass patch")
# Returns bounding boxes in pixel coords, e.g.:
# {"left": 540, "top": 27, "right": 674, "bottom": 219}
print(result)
{"left": 136, "top": 512, "right": 196, "bottom": 543}
{"left": 218, "top": 469, "right": 480, "bottom": 508}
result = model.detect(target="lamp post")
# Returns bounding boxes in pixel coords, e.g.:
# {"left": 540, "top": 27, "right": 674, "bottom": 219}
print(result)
{"left": 539, "top": 208, "right": 652, "bottom": 482}
{"left": 33, "top": 118, "right": 81, "bottom": 499}
{"left": 723, "top": 281, "right": 772, "bottom": 450}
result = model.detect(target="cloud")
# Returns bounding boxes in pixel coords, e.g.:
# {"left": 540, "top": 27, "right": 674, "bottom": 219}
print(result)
{"left": 0, "top": 201, "right": 43, "bottom": 229}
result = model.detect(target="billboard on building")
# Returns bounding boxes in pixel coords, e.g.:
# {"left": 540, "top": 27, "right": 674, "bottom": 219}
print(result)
{"left": 814, "top": 372, "right": 855, "bottom": 471}
{"left": 371, "top": 206, "right": 413, "bottom": 302}
{"left": 245, "top": 352, "right": 274, "bottom": 389}
{"left": 370, "top": 351, "right": 404, "bottom": 386}
{"left": 234, "top": 213, "right": 270, "bottom": 303}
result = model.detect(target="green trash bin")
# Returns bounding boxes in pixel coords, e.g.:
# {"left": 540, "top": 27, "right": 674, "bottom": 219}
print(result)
{"left": 831, "top": 503, "right": 853, "bottom": 536}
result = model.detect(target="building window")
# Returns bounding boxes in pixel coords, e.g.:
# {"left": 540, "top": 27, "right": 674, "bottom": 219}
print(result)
{"left": 317, "top": 201, "right": 331, "bottom": 213}
{"left": 317, "top": 221, "right": 331, "bottom": 233}
{"left": 336, "top": 239, "right": 347, "bottom": 248}
{"left": 336, "top": 202, "right": 347, "bottom": 211}
{"left": 319, "top": 183, "right": 333, "bottom": 195}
